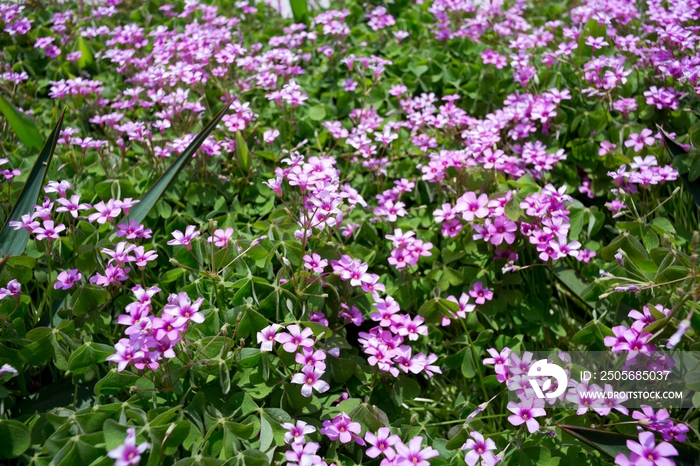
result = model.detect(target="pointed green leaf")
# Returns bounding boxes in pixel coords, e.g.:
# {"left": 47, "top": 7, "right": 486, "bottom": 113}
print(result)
{"left": 0, "top": 110, "right": 65, "bottom": 257}
{"left": 289, "top": 0, "right": 308, "bottom": 23}
{"left": 0, "top": 95, "right": 42, "bottom": 151}
{"left": 127, "top": 102, "right": 232, "bottom": 225}
{"left": 76, "top": 36, "right": 94, "bottom": 69}
{"left": 658, "top": 125, "right": 700, "bottom": 207}
{"left": 236, "top": 130, "right": 251, "bottom": 173}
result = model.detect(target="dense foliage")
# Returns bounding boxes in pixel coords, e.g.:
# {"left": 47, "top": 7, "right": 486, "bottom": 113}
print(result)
{"left": 1, "top": 0, "right": 700, "bottom": 465}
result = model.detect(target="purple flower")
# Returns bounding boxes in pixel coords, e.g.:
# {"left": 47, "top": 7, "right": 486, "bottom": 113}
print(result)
{"left": 291, "top": 365, "right": 329, "bottom": 397}
{"left": 365, "top": 427, "right": 400, "bottom": 458}
{"left": 152, "top": 313, "right": 183, "bottom": 342}
{"left": 263, "top": 129, "right": 280, "bottom": 144}
{"left": 117, "top": 220, "right": 152, "bottom": 239}
{"left": 54, "top": 269, "right": 82, "bottom": 290}
{"left": 207, "top": 227, "right": 234, "bottom": 248}
{"left": 106, "top": 338, "right": 144, "bottom": 372}
{"left": 303, "top": 253, "right": 328, "bottom": 274}
{"left": 167, "top": 225, "right": 200, "bottom": 249}
{"left": 397, "top": 315, "right": 428, "bottom": 341}
{"left": 107, "top": 427, "right": 150, "bottom": 466}
{"left": 88, "top": 199, "right": 122, "bottom": 224}
{"left": 295, "top": 348, "right": 327, "bottom": 370}
{"left": 625, "top": 129, "right": 655, "bottom": 152}
{"left": 282, "top": 420, "right": 316, "bottom": 444}
{"left": 321, "top": 413, "right": 364, "bottom": 445}
{"left": 257, "top": 324, "right": 282, "bottom": 352}
{"left": 285, "top": 442, "right": 321, "bottom": 466}
{"left": 0, "top": 364, "right": 18, "bottom": 379}
{"left": 339, "top": 303, "right": 365, "bottom": 326}
{"left": 506, "top": 398, "right": 546, "bottom": 433}
{"left": 462, "top": 431, "right": 499, "bottom": 466}
{"left": 487, "top": 216, "right": 517, "bottom": 245}
{"left": 395, "top": 436, "right": 439, "bottom": 466}
{"left": 55, "top": 194, "right": 91, "bottom": 218}
{"left": 0, "top": 279, "right": 21, "bottom": 301}
{"left": 163, "top": 292, "right": 205, "bottom": 327}
{"left": 615, "top": 431, "right": 677, "bottom": 466}
{"left": 275, "top": 325, "right": 315, "bottom": 353}
{"left": 33, "top": 220, "right": 65, "bottom": 241}
{"left": 469, "top": 282, "right": 493, "bottom": 305}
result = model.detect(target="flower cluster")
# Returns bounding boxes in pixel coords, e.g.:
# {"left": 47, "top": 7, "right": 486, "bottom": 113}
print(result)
{"left": 264, "top": 152, "right": 366, "bottom": 240}
{"left": 607, "top": 156, "right": 679, "bottom": 192}
{"left": 107, "top": 287, "right": 203, "bottom": 372}
{"left": 385, "top": 229, "right": 433, "bottom": 270}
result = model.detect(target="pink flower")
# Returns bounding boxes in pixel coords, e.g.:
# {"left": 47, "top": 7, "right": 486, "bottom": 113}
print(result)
{"left": 106, "top": 338, "right": 144, "bottom": 372}
{"left": 163, "top": 292, "right": 205, "bottom": 327}
{"left": 469, "top": 282, "right": 493, "bottom": 305}
{"left": 275, "top": 325, "right": 315, "bottom": 353}
{"left": 506, "top": 398, "right": 546, "bottom": 433}
{"left": 54, "top": 269, "right": 82, "bottom": 290}
{"left": 257, "top": 324, "right": 283, "bottom": 352}
{"left": 295, "top": 347, "right": 327, "bottom": 370}
{"left": 395, "top": 437, "right": 439, "bottom": 466}
{"left": 55, "top": 194, "right": 91, "bottom": 218}
{"left": 625, "top": 129, "right": 655, "bottom": 152}
{"left": 263, "top": 129, "right": 280, "bottom": 144}
{"left": 107, "top": 427, "right": 150, "bottom": 466}
{"left": 321, "top": 413, "right": 363, "bottom": 444}
{"left": 397, "top": 315, "right": 428, "bottom": 341}
{"left": 615, "top": 431, "right": 677, "bottom": 466}
{"left": 282, "top": 421, "right": 316, "bottom": 445}
{"left": 167, "top": 225, "right": 200, "bottom": 249}
{"left": 462, "top": 431, "right": 499, "bottom": 466}
{"left": 365, "top": 427, "right": 400, "bottom": 458}
{"left": 88, "top": 199, "right": 122, "bottom": 224}
{"left": 487, "top": 216, "right": 517, "bottom": 245}
{"left": 33, "top": 220, "right": 65, "bottom": 241}
{"left": 207, "top": 227, "right": 234, "bottom": 248}
{"left": 303, "top": 253, "right": 328, "bottom": 274}
{"left": 291, "top": 365, "right": 329, "bottom": 397}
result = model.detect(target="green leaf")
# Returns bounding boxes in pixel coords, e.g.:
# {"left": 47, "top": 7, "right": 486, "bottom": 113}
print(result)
{"left": 242, "top": 450, "right": 270, "bottom": 466}
{"left": 127, "top": 102, "right": 232, "bottom": 225}
{"left": 236, "top": 130, "right": 251, "bottom": 174}
{"left": 0, "top": 95, "right": 42, "bottom": 151}
{"left": 553, "top": 265, "right": 597, "bottom": 310}
{"left": 308, "top": 105, "right": 326, "bottom": 121}
{"left": 289, "top": 0, "right": 308, "bottom": 23}
{"left": 0, "top": 111, "right": 65, "bottom": 257}
{"left": 601, "top": 233, "right": 647, "bottom": 263}
{"left": 69, "top": 343, "right": 97, "bottom": 374}
{"left": 71, "top": 285, "right": 111, "bottom": 317}
{"left": 391, "top": 375, "right": 421, "bottom": 405}
{"left": 0, "top": 419, "right": 31, "bottom": 459}
{"left": 94, "top": 369, "right": 139, "bottom": 395}
{"left": 76, "top": 36, "right": 94, "bottom": 69}
{"left": 658, "top": 126, "right": 700, "bottom": 207}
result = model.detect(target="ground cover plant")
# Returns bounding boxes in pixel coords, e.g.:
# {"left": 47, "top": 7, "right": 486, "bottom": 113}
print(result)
{"left": 1, "top": 0, "right": 700, "bottom": 464}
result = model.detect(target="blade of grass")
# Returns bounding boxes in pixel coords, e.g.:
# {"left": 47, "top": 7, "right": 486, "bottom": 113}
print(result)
{"left": 126, "top": 101, "right": 232, "bottom": 225}
{"left": 658, "top": 125, "right": 700, "bottom": 207}
{"left": 0, "top": 95, "right": 43, "bottom": 151}
{"left": 0, "top": 110, "right": 65, "bottom": 257}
